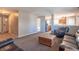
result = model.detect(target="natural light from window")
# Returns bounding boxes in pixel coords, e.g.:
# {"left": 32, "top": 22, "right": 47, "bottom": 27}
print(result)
{"left": 54, "top": 14, "right": 76, "bottom": 26}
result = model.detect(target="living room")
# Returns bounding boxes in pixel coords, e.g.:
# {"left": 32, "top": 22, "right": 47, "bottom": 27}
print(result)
{"left": 0, "top": 7, "right": 79, "bottom": 51}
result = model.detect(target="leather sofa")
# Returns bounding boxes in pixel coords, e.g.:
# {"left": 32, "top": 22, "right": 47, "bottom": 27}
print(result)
{"left": 0, "top": 38, "right": 23, "bottom": 51}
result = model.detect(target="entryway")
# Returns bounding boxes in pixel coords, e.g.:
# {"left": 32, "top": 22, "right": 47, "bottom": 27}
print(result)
{"left": 0, "top": 9, "right": 18, "bottom": 41}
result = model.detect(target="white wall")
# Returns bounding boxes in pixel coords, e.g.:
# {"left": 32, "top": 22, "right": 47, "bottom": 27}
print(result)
{"left": 18, "top": 10, "right": 38, "bottom": 37}
{"left": 39, "top": 16, "right": 46, "bottom": 32}
{"left": 76, "top": 16, "right": 79, "bottom": 26}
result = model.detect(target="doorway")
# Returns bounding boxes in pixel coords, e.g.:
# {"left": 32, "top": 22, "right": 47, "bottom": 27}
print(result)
{"left": 46, "top": 20, "right": 51, "bottom": 32}
{"left": 45, "top": 16, "right": 51, "bottom": 32}
{"left": 45, "top": 20, "right": 51, "bottom": 32}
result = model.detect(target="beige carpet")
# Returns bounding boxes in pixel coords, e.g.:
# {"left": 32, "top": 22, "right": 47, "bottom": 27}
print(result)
{"left": 14, "top": 32, "right": 63, "bottom": 51}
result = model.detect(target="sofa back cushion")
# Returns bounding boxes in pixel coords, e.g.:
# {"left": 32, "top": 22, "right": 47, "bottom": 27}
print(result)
{"left": 68, "top": 26, "right": 79, "bottom": 35}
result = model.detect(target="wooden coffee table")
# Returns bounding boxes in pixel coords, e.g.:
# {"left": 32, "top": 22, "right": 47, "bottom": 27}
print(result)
{"left": 39, "top": 33, "right": 56, "bottom": 47}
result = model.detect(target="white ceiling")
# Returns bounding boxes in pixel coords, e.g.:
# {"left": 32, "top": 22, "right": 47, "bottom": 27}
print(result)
{"left": 0, "top": 7, "right": 79, "bottom": 16}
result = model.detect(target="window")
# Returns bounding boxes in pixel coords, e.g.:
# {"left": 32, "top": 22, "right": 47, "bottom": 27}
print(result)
{"left": 66, "top": 16, "right": 75, "bottom": 26}
{"left": 36, "top": 18, "right": 40, "bottom": 31}
{"left": 54, "top": 15, "right": 76, "bottom": 26}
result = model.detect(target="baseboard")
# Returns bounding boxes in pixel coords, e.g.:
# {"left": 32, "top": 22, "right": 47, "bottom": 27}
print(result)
{"left": 17, "top": 32, "right": 40, "bottom": 39}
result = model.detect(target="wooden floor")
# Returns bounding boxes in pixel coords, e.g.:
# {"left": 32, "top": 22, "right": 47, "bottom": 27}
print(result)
{"left": 0, "top": 33, "right": 16, "bottom": 42}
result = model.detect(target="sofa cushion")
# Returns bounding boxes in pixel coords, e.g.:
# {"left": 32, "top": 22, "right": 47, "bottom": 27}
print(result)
{"left": 0, "top": 38, "right": 23, "bottom": 51}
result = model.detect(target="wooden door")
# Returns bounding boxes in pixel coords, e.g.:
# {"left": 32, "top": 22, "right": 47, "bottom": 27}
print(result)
{"left": 2, "top": 15, "right": 9, "bottom": 33}
{"left": 9, "top": 14, "right": 18, "bottom": 36}
{"left": 0, "top": 15, "right": 2, "bottom": 33}
{"left": 11, "top": 15, "right": 18, "bottom": 36}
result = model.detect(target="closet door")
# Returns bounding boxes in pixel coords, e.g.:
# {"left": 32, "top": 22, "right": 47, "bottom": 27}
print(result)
{"left": 2, "top": 15, "right": 9, "bottom": 33}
